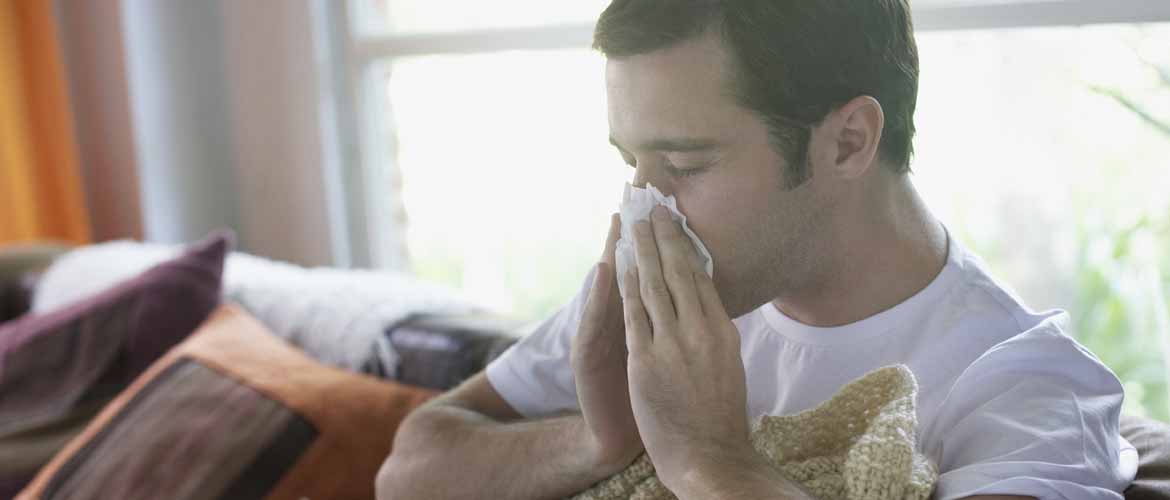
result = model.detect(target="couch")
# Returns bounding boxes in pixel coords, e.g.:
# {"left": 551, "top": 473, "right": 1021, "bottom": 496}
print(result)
{"left": 2, "top": 241, "right": 1168, "bottom": 499}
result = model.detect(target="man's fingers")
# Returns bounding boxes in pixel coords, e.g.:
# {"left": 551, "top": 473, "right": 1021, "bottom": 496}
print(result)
{"left": 694, "top": 270, "right": 732, "bottom": 326}
{"left": 602, "top": 213, "right": 624, "bottom": 331}
{"left": 649, "top": 206, "right": 704, "bottom": 328}
{"left": 602, "top": 212, "right": 620, "bottom": 267}
{"left": 579, "top": 262, "right": 612, "bottom": 343}
{"left": 632, "top": 219, "right": 679, "bottom": 332}
{"left": 623, "top": 267, "right": 651, "bottom": 353}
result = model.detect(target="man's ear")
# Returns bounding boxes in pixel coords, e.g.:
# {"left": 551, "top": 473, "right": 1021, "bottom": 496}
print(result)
{"left": 825, "top": 95, "right": 885, "bottom": 180}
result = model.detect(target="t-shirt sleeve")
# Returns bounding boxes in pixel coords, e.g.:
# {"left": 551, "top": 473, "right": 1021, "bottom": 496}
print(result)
{"left": 922, "top": 318, "right": 1136, "bottom": 500}
{"left": 484, "top": 266, "right": 596, "bottom": 418}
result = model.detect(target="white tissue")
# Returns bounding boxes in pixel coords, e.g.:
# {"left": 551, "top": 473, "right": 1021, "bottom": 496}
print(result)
{"left": 615, "top": 182, "right": 714, "bottom": 299}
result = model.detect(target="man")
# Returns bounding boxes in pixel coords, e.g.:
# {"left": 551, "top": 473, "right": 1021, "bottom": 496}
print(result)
{"left": 377, "top": 1, "right": 1137, "bottom": 498}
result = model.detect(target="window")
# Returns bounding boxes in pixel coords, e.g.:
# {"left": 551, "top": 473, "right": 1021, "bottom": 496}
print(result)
{"left": 910, "top": 25, "right": 1170, "bottom": 421}
{"left": 387, "top": 50, "right": 615, "bottom": 315}
{"left": 355, "top": 0, "right": 609, "bottom": 34}
{"left": 337, "top": 1, "right": 1170, "bottom": 420}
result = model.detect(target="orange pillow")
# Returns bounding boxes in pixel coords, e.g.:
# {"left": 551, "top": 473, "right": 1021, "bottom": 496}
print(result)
{"left": 18, "top": 304, "right": 438, "bottom": 500}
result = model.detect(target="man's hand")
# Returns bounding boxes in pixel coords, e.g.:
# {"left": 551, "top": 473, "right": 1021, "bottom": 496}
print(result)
{"left": 571, "top": 213, "right": 644, "bottom": 475}
{"left": 621, "top": 205, "right": 755, "bottom": 493}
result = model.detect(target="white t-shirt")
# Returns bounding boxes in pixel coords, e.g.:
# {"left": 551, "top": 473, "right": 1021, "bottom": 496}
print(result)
{"left": 486, "top": 234, "right": 1139, "bottom": 499}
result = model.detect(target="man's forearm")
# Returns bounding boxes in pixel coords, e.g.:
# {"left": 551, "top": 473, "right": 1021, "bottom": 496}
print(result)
{"left": 670, "top": 449, "right": 816, "bottom": 500}
{"left": 377, "top": 404, "right": 615, "bottom": 500}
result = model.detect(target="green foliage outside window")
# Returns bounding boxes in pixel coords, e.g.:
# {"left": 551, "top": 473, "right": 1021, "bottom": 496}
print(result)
{"left": 1072, "top": 57, "right": 1170, "bottom": 422}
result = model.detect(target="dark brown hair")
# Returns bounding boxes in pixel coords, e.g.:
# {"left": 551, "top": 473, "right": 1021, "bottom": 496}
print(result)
{"left": 593, "top": 0, "right": 919, "bottom": 187}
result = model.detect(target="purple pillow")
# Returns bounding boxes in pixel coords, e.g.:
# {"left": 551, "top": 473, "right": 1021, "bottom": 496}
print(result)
{"left": 0, "top": 231, "right": 230, "bottom": 498}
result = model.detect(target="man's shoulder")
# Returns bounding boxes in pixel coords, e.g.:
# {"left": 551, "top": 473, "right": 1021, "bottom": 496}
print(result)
{"left": 915, "top": 254, "right": 1091, "bottom": 399}
{"left": 921, "top": 318, "right": 1132, "bottom": 498}
{"left": 967, "top": 312, "right": 1112, "bottom": 381}
{"left": 946, "top": 240, "right": 1045, "bottom": 330}
{"left": 934, "top": 312, "right": 1123, "bottom": 417}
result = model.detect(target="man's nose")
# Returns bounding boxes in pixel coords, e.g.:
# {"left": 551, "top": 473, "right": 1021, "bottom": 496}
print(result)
{"left": 632, "top": 163, "right": 668, "bottom": 194}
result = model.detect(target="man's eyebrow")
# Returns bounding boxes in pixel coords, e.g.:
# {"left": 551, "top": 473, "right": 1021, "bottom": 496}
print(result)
{"left": 608, "top": 136, "right": 719, "bottom": 153}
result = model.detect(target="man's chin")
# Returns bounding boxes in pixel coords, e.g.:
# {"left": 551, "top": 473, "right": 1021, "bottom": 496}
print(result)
{"left": 716, "top": 278, "right": 782, "bottom": 320}
{"left": 720, "top": 289, "right": 766, "bottom": 320}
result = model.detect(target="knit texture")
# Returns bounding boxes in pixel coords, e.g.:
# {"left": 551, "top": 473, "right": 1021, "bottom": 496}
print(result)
{"left": 569, "top": 365, "right": 937, "bottom": 500}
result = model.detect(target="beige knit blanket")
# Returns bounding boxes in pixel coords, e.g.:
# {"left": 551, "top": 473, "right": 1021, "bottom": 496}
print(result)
{"left": 569, "top": 365, "right": 937, "bottom": 500}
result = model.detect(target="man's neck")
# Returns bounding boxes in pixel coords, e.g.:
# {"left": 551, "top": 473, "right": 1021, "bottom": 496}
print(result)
{"left": 771, "top": 178, "right": 948, "bottom": 328}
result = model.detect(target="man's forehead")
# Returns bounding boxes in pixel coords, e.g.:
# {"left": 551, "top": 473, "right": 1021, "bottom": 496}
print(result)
{"left": 608, "top": 135, "right": 721, "bottom": 153}
{"left": 603, "top": 31, "right": 731, "bottom": 92}
{"left": 604, "top": 42, "right": 744, "bottom": 151}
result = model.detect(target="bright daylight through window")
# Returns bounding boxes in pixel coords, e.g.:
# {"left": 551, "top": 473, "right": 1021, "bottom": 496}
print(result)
{"left": 352, "top": 1, "right": 1170, "bottom": 421}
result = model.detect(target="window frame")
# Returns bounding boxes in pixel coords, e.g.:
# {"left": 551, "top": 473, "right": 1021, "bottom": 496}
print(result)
{"left": 323, "top": 0, "right": 1170, "bottom": 269}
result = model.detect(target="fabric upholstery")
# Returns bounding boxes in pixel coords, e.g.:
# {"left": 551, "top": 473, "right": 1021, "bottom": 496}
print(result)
{"left": 17, "top": 304, "right": 439, "bottom": 500}
{"left": 1123, "top": 414, "right": 1170, "bottom": 500}
{"left": 0, "top": 232, "right": 228, "bottom": 498}
{"left": 0, "top": 243, "right": 69, "bottom": 323}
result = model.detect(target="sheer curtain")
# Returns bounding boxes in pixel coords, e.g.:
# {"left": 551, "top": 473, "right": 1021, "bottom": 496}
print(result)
{"left": 47, "top": 1, "right": 350, "bottom": 267}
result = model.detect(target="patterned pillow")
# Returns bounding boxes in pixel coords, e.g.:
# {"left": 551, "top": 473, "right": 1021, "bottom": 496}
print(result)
{"left": 17, "top": 304, "right": 438, "bottom": 500}
{"left": 0, "top": 232, "right": 229, "bottom": 497}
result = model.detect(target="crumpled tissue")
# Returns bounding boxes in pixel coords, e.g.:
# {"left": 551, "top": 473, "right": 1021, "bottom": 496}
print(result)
{"left": 615, "top": 182, "right": 714, "bottom": 299}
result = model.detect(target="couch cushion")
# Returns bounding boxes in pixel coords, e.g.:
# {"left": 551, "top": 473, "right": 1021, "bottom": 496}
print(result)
{"left": 17, "top": 304, "right": 438, "bottom": 500}
{"left": 1123, "top": 414, "right": 1170, "bottom": 500}
{"left": 0, "top": 232, "right": 229, "bottom": 498}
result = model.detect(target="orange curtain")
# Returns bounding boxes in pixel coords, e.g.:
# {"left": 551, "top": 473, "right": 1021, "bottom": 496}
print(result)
{"left": 0, "top": 0, "right": 90, "bottom": 245}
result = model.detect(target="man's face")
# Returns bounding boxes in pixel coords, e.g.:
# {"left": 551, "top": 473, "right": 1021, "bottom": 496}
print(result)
{"left": 605, "top": 30, "right": 831, "bottom": 318}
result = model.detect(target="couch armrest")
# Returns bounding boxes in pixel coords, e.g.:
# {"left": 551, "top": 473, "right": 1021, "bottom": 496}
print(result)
{"left": 0, "top": 279, "right": 26, "bottom": 323}
{"left": 0, "top": 244, "right": 70, "bottom": 323}
{"left": 1123, "top": 414, "right": 1170, "bottom": 500}
{"left": 365, "top": 312, "right": 526, "bottom": 391}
